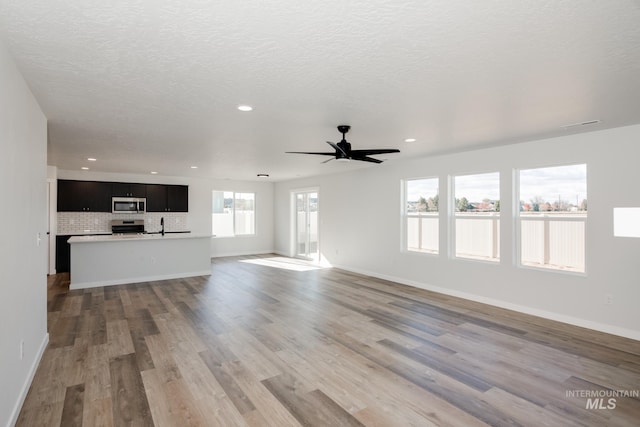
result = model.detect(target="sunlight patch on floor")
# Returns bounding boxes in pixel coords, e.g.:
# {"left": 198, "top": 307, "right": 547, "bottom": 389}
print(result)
{"left": 240, "top": 256, "right": 331, "bottom": 271}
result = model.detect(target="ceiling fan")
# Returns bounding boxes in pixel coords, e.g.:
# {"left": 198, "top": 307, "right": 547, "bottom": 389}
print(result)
{"left": 286, "top": 125, "right": 400, "bottom": 164}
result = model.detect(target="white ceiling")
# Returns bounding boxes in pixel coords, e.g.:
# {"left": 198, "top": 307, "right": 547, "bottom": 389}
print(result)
{"left": 1, "top": 1, "right": 639, "bottom": 181}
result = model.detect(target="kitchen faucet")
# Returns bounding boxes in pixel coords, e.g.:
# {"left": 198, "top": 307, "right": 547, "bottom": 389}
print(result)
{"left": 160, "top": 217, "right": 165, "bottom": 236}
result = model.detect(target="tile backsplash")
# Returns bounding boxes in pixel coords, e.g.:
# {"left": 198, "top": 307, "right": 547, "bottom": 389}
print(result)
{"left": 57, "top": 211, "right": 188, "bottom": 235}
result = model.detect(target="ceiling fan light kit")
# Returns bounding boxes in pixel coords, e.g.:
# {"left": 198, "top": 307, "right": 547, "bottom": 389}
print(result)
{"left": 286, "top": 125, "right": 400, "bottom": 164}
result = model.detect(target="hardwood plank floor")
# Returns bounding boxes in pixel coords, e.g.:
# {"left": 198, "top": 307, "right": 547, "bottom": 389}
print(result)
{"left": 19, "top": 255, "right": 640, "bottom": 426}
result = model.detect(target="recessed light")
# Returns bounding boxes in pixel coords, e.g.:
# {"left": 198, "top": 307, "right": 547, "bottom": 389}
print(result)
{"left": 150, "top": 171, "right": 158, "bottom": 174}
{"left": 404, "top": 138, "right": 417, "bottom": 143}
{"left": 81, "top": 167, "right": 89, "bottom": 170}
{"left": 190, "top": 166, "right": 198, "bottom": 169}
{"left": 237, "top": 105, "right": 253, "bottom": 112}
{"left": 257, "top": 173, "right": 269, "bottom": 178}
{"left": 87, "top": 157, "right": 97, "bottom": 161}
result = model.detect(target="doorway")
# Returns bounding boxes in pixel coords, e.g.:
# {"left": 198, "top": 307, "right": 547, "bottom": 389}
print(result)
{"left": 294, "top": 190, "right": 319, "bottom": 260}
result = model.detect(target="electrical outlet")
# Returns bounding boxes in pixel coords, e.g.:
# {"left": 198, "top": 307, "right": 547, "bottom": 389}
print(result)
{"left": 605, "top": 294, "right": 613, "bottom": 305}
{"left": 20, "top": 340, "right": 24, "bottom": 360}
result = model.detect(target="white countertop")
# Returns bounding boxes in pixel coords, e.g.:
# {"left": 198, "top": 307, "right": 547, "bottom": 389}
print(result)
{"left": 68, "top": 233, "right": 211, "bottom": 243}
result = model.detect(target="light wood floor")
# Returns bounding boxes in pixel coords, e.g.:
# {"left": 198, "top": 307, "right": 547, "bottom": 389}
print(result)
{"left": 18, "top": 255, "right": 640, "bottom": 426}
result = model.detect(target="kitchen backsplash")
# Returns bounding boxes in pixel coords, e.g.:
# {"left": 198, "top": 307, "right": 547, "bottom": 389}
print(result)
{"left": 57, "top": 211, "right": 188, "bottom": 235}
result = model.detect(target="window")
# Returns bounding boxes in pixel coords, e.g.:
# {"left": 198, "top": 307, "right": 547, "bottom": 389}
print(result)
{"left": 453, "top": 172, "right": 500, "bottom": 261}
{"left": 518, "top": 164, "right": 586, "bottom": 272}
{"left": 212, "top": 191, "right": 255, "bottom": 236}
{"left": 405, "top": 178, "right": 439, "bottom": 253}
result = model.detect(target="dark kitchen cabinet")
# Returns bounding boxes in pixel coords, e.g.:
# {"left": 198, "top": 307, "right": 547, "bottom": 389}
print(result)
{"left": 145, "top": 184, "right": 167, "bottom": 212}
{"left": 111, "top": 182, "right": 146, "bottom": 198}
{"left": 167, "top": 185, "right": 189, "bottom": 212}
{"left": 55, "top": 235, "right": 72, "bottom": 273}
{"left": 146, "top": 184, "right": 188, "bottom": 212}
{"left": 57, "top": 180, "right": 112, "bottom": 212}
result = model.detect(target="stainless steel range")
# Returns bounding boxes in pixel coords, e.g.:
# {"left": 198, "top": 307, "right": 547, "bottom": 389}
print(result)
{"left": 111, "top": 219, "right": 145, "bottom": 234}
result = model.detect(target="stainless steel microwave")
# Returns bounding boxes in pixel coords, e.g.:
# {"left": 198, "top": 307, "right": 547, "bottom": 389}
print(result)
{"left": 112, "top": 197, "right": 146, "bottom": 214}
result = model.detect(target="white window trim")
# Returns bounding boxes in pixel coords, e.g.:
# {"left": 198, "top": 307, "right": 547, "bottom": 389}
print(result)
{"left": 402, "top": 177, "right": 439, "bottom": 255}
{"left": 450, "top": 172, "right": 501, "bottom": 263}
{"left": 212, "top": 191, "right": 256, "bottom": 238}
{"left": 514, "top": 164, "right": 587, "bottom": 275}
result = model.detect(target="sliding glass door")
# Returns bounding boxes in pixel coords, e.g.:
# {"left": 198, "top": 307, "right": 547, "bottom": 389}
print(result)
{"left": 295, "top": 191, "right": 319, "bottom": 260}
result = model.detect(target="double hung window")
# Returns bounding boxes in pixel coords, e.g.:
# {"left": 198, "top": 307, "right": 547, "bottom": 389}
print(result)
{"left": 453, "top": 172, "right": 500, "bottom": 262}
{"left": 518, "top": 164, "right": 587, "bottom": 272}
{"left": 405, "top": 178, "right": 439, "bottom": 253}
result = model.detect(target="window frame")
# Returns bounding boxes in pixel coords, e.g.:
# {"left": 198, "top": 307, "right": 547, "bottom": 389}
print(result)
{"left": 403, "top": 177, "right": 440, "bottom": 255}
{"left": 515, "top": 163, "right": 587, "bottom": 275}
{"left": 212, "top": 190, "right": 256, "bottom": 237}
{"left": 450, "top": 171, "right": 501, "bottom": 263}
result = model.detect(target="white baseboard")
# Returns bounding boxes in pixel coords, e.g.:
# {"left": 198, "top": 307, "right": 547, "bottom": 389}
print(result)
{"left": 8, "top": 333, "right": 49, "bottom": 427}
{"left": 333, "top": 263, "right": 640, "bottom": 341}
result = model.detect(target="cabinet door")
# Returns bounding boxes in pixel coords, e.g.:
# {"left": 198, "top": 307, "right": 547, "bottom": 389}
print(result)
{"left": 111, "top": 182, "right": 131, "bottom": 197}
{"left": 112, "top": 182, "right": 147, "bottom": 198}
{"left": 167, "top": 185, "right": 189, "bottom": 212}
{"left": 58, "top": 180, "right": 115, "bottom": 212}
{"left": 58, "top": 180, "right": 100, "bottom": 211}
{"left": 129, "top": 183, "right": 147, "bottom": 198}
{"left": 55, "top": 235, "right": 71, "bottom": 272}
{"left": 57, "top": 180, "right": 82, "bottom": 211}
{"left": 145, "top": 184, "right": 167, "bottom": 212}
{"left": 91, "top": 182, "right": 113, "bottom": 212}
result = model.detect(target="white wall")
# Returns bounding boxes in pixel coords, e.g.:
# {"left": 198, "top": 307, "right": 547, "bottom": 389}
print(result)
{"left": 0, "top": 41, "right": 48, "bottom": 427}
{"left": 56, "top": 170, "right": 274, "bottom": 258}
{"left": 274, "top": 125, "right": 640, "bottom": 339}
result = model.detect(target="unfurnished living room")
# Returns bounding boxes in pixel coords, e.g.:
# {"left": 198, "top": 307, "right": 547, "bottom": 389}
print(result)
{"left": 1, "top": 1, "right": 640, "bottom": 426}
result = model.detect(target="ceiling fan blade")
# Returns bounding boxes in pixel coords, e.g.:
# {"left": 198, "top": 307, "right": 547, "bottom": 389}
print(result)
{"left": 326, "top": 141, "right": 347, "bottom": 157}
{"left": 350, "top": 148, "right": 400, "bottom": 155}
{"left": 287, "top": 127, "right": 398, "bottom": 165}
{"left": 352, "top": 155, "right": 383, "bottom": 164}
{"left": 286, "top": 151, "right": 336, "bottom": 156}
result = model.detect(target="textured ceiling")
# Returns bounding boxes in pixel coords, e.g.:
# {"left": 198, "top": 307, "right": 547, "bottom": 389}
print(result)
{"left": 1, "top": 0, "right": 639, "bottom": 181}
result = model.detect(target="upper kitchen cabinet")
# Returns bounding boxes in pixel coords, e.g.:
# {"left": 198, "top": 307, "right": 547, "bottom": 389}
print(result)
{"left": 57, "top": 180, "right": 112, "bottom": 212}
{"left": 111, "top": 182, "right": 147, "bottom": 198}
{"left": 167, "top": 185, "right": 189, "bottom": 212}
{"left": 146, "top": 184, "right": 188, "bottom": 212}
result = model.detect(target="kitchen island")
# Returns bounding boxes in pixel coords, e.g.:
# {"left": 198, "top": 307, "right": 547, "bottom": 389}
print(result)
{"left": 68, "top": 233, "right": 212, "bottom": 289}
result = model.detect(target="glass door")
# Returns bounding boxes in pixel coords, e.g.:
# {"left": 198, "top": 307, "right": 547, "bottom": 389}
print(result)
{"left": 295, "top": 191, "right": 319, "bottom": 260}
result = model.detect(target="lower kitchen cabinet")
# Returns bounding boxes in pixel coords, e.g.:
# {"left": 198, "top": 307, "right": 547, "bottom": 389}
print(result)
{"left": 55, "top": 235, "right": 72, "bottom": 273}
